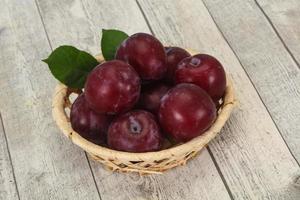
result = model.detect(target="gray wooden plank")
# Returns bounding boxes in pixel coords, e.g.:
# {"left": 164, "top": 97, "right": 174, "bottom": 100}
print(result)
{"left": 0, "top": 114, "right": 19, "bottom": 200}
{"left": 256, "top": 0, "right": 300, "bottom": 65}
{"left": 0, "top": 0, "right": 101, "bottom": 199}
{"left": 202, "top": 0, "right": 300, "bottom": 163}
{"left": 36, "top": 0, "right": 232, "bottom": 199}
{"left": 90, "top": 149, "right": 230, "bottom": 200}
{"left": 137, "top": 0, "right": 300, "bottom": 199}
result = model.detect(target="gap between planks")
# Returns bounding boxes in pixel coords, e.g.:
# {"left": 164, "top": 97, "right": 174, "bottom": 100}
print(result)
{"left": 0, "top": 112, "right": 21, "bottom": 200}
{"left": 85, "top": 152, "right": 103, "bottom": 200}
{"left": 207, "top": 147, "right": 234, "bottom": 200}
{"left": 135, "top": 0, "right": 155, "bottom": 35}
{"left": 33, "top": 0, "right": 103, "bottom": 199}
{"left": 34, "top": 0, "right": 53, "bottom": 50}
{"left": 201, "top": 0, "right": 300, "bottom": 167}
{"left": 253, "top": 0, "right": 300, "bottom": 68}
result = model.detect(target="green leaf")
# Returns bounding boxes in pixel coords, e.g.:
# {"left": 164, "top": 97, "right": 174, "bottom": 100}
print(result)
{"left": 43, "top": 45, "right": 99, "bottom": 89}
{"left": 101, "top": 29, "right": 129, "bottom": 61}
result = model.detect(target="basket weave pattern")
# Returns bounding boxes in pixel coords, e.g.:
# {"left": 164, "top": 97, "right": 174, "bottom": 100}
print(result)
{"left": 52, "top": 51, "right": 236, "bottom": 174}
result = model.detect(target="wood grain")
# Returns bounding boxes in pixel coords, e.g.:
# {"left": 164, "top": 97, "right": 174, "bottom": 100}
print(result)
{"left": 202, "top": 0, "right": 300, "bottom": 163}
{"left": 256, "top": 0, "right": 300, "bottom": 65}
{"left": 36, "top": 0, "right": 232, "bottom": 199}
{"left": 90, "top": 150, "right": 230, "bottom": 200}
{"left": 0, "top": 0, "right": 101, "bottom": 199}
{"left": 137, "top": 0, "right": 300, "bottom": 199}
{"left": 0, "top": 115, "right": 18, "bottom": 200}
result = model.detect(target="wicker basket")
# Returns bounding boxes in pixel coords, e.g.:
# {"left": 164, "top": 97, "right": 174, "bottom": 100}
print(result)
{"left": 52, "top": 50, "right": 237, "bottom": 174}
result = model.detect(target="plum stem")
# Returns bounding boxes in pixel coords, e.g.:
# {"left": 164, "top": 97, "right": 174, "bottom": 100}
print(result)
{"left": 129, "top": 116, "right": 142, "bottom": 134}
{"left": 190, "top": 57, "right": 201, "bottom": 66}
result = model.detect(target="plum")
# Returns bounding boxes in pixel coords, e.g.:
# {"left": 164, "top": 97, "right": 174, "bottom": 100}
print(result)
{"left": 107, "top": 110, "right": 163, "bottom": 152}
{"left": 159, "top": 83, "right": 216, "bottom": 142}
{"left": 165, "top": 47, "right": 191, "bottom": 84}
{"left": 84, "top": 60, "right": 140, "bottom": 114}
{"left": 70, "top": 93, "right": 112, "bottom": 145}
{"left": 175, "top": 54, "right": 226, "bottom": 102}
{"left": 115, "top": 33, "right": 167, "bottom": 80}
{"left": 138, "top": 83, "right": 170, "bottom": 114}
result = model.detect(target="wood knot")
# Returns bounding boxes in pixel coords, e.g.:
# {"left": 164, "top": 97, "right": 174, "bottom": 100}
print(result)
{"left": 293, "top": 175, "right": 300, "bottom": 188}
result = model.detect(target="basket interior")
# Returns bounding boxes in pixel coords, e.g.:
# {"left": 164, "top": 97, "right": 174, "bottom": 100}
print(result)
{"left": 64, "top": 89, "right": 226, "bottom": 150}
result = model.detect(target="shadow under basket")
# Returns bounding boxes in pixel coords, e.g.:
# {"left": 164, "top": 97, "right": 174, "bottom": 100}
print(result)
{"left": 52, "top": 50, "right": 237, "bottom": 175}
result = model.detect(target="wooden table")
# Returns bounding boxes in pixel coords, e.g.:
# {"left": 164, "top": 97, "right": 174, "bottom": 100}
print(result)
{"left": 1, "top": 0, "right": 300, "bottom": 199}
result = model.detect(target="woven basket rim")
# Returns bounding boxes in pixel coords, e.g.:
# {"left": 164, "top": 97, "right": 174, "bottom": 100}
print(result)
{"left": 52, "top": 50, "right": 237, "bottom": 163}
